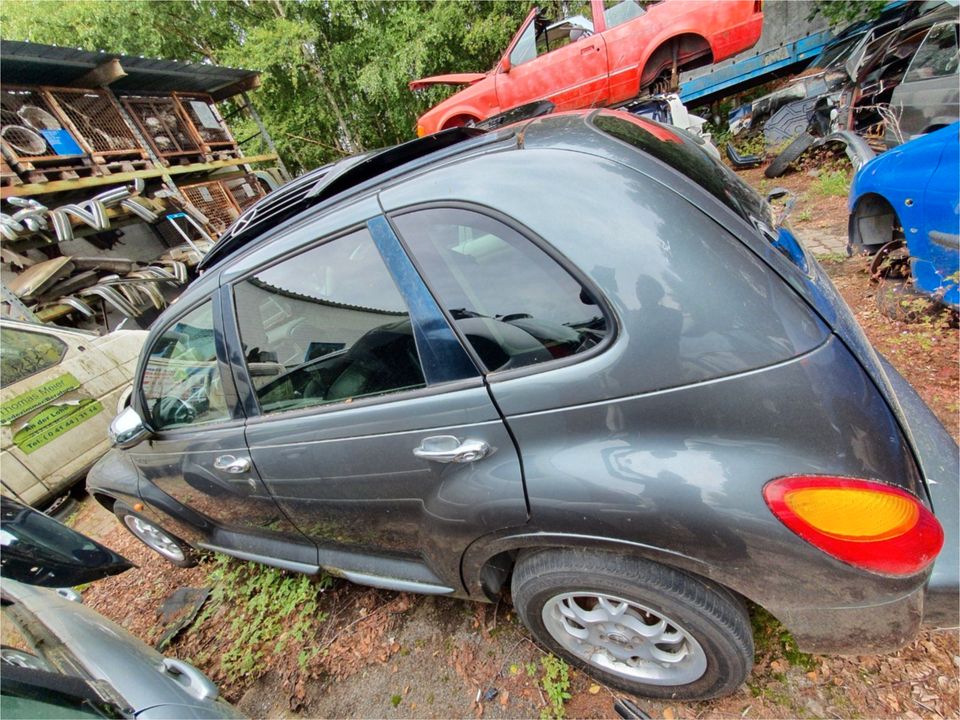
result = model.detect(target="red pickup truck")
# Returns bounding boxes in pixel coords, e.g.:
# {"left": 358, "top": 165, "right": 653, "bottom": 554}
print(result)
{"left": 412, "top": 0, "right": 764, "bottom": 136}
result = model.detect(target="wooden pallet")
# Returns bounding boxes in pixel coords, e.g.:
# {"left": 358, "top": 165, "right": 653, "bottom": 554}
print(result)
{"left": 161, "top": 153, "right": 208, "bottom": 167}
{"left": 94, "top": 157, "right": 154, "bottom": 176}
{"left": 0, "top": 156, "right": 21, "bottom": 187}
{"left": 24, "top": 161, "right": 99, "bottom": 184}
{"left": 208, "top": 148, "right": 243, "bottom": 162}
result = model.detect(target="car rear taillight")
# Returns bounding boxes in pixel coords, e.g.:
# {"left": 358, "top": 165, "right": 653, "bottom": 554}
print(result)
{"left": 764, "top": 476, "right": 943, "bottom": 576}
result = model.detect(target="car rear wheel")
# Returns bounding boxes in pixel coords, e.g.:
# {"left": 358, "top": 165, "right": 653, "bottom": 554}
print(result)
{"left": 115, "top": 504, "right": 196, "bottom": 568}
{"left": 511, "top": 549, "right": 753, "bottom": 700}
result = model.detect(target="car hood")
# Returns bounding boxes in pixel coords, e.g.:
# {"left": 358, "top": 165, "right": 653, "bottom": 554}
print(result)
{"left": 409, "top": 72, "right": 487, "bottom": 90}
{"left": 2, "top": 580, "right": 241, "bottom": 718}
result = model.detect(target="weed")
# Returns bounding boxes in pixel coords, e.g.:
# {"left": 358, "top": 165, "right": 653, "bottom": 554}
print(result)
{"left": 190, "top": 554, "right": 333, "bottom": 682}
{"left": 525, "top": 661, "right": 538, "bottom": 678}
{"left": 751, "top": 606, "right": 816, "bottom": 672}
{"left": 539, "top": 655, "right": 572, "bottom": 720}
{"left": 813, "top": 169, "right": 850, "bottom": 197}
{"left": 391, "top": 694, "right": 402, "bottom": 707}
{"left": 734, "top": 133, "right": 767, "bottom": 158}
{"left": 795, "top": 208, "right": 812, "bottom": 223}
{"left": 816, "top": 252, "right": 847, "bottom": 264}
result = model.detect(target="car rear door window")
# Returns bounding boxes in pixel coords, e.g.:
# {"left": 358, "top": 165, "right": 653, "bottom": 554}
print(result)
{"left": 141, "top": 301, "right": 230, "bottom": 430}
{"left": 232, "top": 227, "right": 426, "bottom": 415}
{"left": 392, "top": 208, "right": 608, "bottom": 373}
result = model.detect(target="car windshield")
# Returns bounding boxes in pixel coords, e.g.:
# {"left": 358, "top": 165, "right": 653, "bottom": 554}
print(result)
{"left": 1, "top": 599, "right": 127, "bottom": 719}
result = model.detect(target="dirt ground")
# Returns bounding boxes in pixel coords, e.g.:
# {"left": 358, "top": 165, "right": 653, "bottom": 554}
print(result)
{"left": 66, "top": 159, "right": 959, "bottom": 720}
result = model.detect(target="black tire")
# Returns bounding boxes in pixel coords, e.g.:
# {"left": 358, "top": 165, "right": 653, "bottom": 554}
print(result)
{"left": 511, "top": 549, "right": 753, "bottom": 700}
{"left": 764, "top": 132, "right": 815, "bottom": 178}
{"left": 114, "top": 503, "right": 197, "bottom": 568}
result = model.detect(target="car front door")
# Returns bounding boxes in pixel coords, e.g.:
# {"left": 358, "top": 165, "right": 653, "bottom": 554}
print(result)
{"left": 916, "top": 130, "right": 960, "bottom": 306}
{"left": 495, "top": 8, "right": 608, "bottom": 112}
{"left": 225, "top": 212, "right": 526, "bottom": 593}
{"left": 129, "top": 294, "right": 313, "bottom": 565}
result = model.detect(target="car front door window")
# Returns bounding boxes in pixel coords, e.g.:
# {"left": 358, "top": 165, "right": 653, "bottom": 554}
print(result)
{"left": 510, "top": 19, "right": 538, "bottom": 66}
{"left": 232, "top": 227, "right": 426, "bottom": 415}
{"left": 141, "top": 301, "right": 230, "bottom": 430}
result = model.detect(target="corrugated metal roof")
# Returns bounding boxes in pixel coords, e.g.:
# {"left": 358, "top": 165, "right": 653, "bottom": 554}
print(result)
{"left": 0, "top": 40, "right": 259, "bottom": 99}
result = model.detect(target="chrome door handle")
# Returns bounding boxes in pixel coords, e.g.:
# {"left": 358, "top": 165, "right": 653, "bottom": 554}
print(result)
{"left": 213, "top": 454, "right": 251, "bottom": 474}
{"left": 413, "top": 436, "right": 493, "bottom": 464}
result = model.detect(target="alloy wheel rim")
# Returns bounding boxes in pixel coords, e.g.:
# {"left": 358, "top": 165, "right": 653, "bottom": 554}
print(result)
{"left": 541, "top": 592, "right": 707, "bottom": 685}
{"left": 124, "top": 515, "right": 185, "bottom": 562}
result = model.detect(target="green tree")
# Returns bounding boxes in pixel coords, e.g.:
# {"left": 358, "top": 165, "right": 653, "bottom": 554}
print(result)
{"left": 1, "top": 0, "right": 533, "bottom": 172}
{"left": 807, "top": 0, "right": 886, "bottom": 27}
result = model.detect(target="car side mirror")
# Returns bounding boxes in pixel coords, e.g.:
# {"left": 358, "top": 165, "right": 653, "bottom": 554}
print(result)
{"left": 109, "top": 406, "right": 151, "bottom": 449}
{"left": 502, "top": 56, "right": 511, "bottom": 73}
{"left": 766, "top": 187, "right": 797, "bottom": 224}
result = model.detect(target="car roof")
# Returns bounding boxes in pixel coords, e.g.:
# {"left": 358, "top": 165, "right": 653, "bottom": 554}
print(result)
{"left": 161, "top": 109, "right": 773, "bottom": 324}
{"left": 197, "top": 127, "right": 511, "bottom": 273}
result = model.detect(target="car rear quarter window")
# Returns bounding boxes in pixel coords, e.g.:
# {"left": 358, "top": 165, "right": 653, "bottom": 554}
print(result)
{"left": 0, "top": 328, "right": 67, "bottom": 388}
{"left": 232, "top": 227, "right": 426, "bottom": 415}
{"left": 392, "top": 208, "right": 609, "bottom": 373}
{"left": 141, "top": 301, "right": 230, "bottom": 430}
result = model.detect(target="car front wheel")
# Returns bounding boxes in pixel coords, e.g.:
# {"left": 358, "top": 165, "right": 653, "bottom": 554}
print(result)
{"left": 510, "top": 549, "right": 753, "bottom": 700}
{"left": 115, "top": 504, "right": 197, "bottom": 568}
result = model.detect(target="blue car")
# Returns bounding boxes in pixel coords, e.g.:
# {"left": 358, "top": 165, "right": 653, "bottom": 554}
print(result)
{"left": 849, "top": 122, "right": 960, "bottom": 308}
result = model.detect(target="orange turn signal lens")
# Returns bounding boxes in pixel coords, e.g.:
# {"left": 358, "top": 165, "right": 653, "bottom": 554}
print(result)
{"left": 416, "top": 124, "right": 427, "bottom": 138}
{"left": 783, "top": 486, "right": 919, "bottom": 542}
{"left": 764, "top": 476, "right": 943, "bottom": 576}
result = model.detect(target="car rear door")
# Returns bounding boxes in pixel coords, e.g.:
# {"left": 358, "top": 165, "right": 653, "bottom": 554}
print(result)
{"left": 224, "top": 204, "right": 526, "bottom": 594}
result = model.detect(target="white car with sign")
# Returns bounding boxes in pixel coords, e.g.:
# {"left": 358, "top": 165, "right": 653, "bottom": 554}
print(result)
{"left": 0, "top": 319, "right": 145, "bottom": 507}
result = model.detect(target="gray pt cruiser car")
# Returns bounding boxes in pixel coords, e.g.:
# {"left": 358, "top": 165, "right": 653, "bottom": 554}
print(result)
{"left": 88, "top": 110, "right": 959, "bottom": 700}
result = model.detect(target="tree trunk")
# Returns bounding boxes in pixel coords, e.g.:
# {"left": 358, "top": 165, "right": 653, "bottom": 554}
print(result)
{"left": 306, "top": 62, "right": 361, "bottom": 154}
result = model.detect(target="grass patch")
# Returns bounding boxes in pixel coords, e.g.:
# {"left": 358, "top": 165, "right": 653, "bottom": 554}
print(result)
{"left": 813, "top": 169, "right": 850, "bottom": 197}
{"left": 539, "top": 654, "right": 572, "bottom": 719}
{"left": 816, "top": 252, "right": 848, "bottom": 264}
{"left": 191, "top": 554, "right": 333, "bottom": 682}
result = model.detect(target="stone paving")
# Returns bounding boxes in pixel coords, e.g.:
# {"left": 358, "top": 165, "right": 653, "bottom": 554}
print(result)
{"left": 795, "top": 229, "right": 848, "bottom": 257}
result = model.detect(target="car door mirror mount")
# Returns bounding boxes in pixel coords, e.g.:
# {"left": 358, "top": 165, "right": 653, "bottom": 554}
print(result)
{"left": 109, "top": 406, "right": 151, "bottom": 449}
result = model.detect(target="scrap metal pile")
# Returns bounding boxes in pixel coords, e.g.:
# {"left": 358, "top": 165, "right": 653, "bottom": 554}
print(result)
{"left": 725, "top": 1, "right": 958, "bottom": 177}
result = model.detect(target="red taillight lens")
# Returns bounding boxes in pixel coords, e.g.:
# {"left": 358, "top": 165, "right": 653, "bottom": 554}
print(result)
{"left": 764, "top": 476, "right": 943, "bottom": 576}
